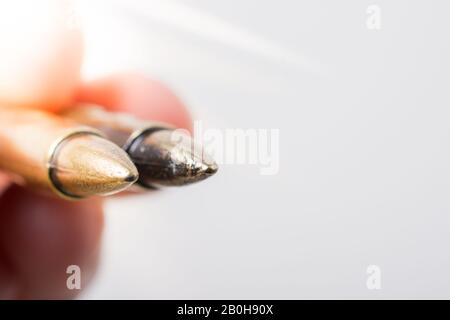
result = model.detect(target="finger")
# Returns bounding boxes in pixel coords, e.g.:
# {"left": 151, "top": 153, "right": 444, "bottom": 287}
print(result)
{"left": 0, "top": 1, "right": 93, "bottom": 299}
{"left": 0, "top": 0, "right": 83, "bottom": 111}
{"left": 0, "top": 173, "right": 10, "bottom": 195}
{"left": 0, "top": 185, "right": 103, "bottom": 299}
{"left": 75, "top": 73, "right": 193, "bottom": 132}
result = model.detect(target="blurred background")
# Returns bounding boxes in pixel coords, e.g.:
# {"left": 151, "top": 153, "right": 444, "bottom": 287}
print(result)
{"left": 75, "top": 0, "right": 450, "bottom": 299}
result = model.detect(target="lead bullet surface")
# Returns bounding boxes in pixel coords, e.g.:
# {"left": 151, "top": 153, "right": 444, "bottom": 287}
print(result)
{"left": 127, "top": 128, "right": 218, "bottom": 187}
{"left": 64, "top": 105, "right": 218, "bottom": 188}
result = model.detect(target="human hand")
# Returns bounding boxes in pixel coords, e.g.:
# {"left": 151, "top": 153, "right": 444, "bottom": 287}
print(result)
{"left": 0, "top": 0, "right": 191, "bottom": 299}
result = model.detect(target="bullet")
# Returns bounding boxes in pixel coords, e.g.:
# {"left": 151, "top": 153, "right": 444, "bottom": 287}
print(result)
{"left": 63, "top": 104, "right": 218, "bottom": 188}
{"left": 0, "top": 108, "right": 138, "bottom": 199}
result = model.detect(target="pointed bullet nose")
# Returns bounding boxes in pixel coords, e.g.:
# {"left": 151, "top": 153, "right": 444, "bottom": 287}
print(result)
{"left": 198, "top": 158, "right": 218, "bottom": 178}
{"left": 124, "top": 173, "right": 139, "bottom": 183}
{"left": 126, "top": 129, "right": 218, "bottom": 187}
{"left": 204, "top": 162, "right": 219, "bottom": 176}
{"left": 98, "top": 153, "right": 139, "bottom": 194}
{"left": 50, "top": 133, "right": 138, "bottom": 198}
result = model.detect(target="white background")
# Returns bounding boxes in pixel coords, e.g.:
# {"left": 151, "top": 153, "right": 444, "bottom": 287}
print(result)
{"left": 80, "top": 0, "right": 450, "bottom": 299}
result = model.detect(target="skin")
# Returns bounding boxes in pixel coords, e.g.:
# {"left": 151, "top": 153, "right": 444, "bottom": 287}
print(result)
{"left": 0, "top": 1, "right": 192, "bottom": 299}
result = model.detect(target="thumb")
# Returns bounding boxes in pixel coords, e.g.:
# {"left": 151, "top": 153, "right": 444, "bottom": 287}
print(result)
{"left": 0, "top": 0, "right": 83, "bottom": 112}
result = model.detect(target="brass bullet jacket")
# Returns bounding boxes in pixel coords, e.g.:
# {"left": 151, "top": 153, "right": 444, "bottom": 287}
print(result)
{"left": 0, "top": 108, "right": 138, "bottom": 199}
{"left": 63, "top": 104, "right": 218, "bottom": 188}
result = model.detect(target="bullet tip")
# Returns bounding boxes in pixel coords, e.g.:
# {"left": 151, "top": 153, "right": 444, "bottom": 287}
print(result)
{"left": 125, "top": 173, "right": 139, "bottom": 183}
{"left": 127, "top": 129, "right": 218, "bottom": 187}
{"left": 204, "top": 163, "right": 219, "bottom": 175}
{"left": 50, "top": 133, "right": 138, "bottom": 198}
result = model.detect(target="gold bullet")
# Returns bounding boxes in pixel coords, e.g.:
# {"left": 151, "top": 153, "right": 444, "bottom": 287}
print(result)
{"left": 0, "top": 108, "right": 138, "bottom": 199}
{"left": 63, "top": 104, "right": 218, "bottom": 188}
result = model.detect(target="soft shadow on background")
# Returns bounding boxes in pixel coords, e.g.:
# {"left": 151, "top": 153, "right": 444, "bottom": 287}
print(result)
{"left": 79, "top": 0, "right": 450, "bottom": 299}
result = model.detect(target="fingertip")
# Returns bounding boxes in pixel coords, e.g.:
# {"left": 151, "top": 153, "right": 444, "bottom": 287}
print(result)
{"left": 76, "top": 73, "right": 193, "bottom": 132}
{"left": 0, "top": 185, "right": 103, "bottom": 299}
{"left": 0, "top": 0, "right": 83, "bottom": 112}
{"left": 0, "top": 172, "right": 11, "bottom": 195}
